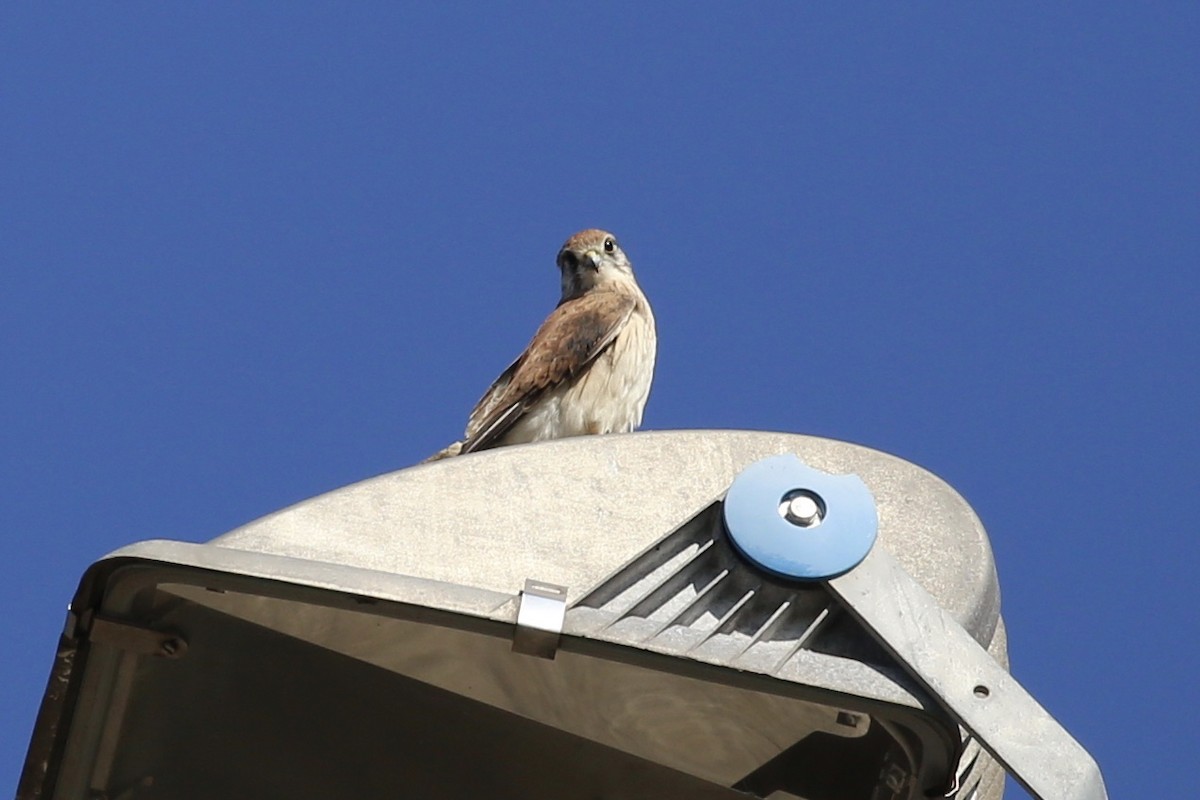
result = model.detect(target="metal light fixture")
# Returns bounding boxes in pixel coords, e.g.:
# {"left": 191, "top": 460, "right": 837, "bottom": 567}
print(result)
{"left": 18, "top": 430, "right": 1107, "bottom": 799}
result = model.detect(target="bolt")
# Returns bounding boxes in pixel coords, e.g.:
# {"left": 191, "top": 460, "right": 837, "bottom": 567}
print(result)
{"left": 779, "top": 490, "right": 824, "bottom": 528}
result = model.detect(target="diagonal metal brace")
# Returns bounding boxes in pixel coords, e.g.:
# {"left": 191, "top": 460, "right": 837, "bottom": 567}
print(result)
{"left": 825, "top": 546, "right": 1108, "bottom": 800}
{"left": 87, "top": 615, "right": 188, "bottom": 659}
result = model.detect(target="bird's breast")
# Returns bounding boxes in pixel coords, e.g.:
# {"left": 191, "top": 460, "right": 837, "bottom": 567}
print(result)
{"left": 502, "top": 303, "right": 657, "bottom": 445}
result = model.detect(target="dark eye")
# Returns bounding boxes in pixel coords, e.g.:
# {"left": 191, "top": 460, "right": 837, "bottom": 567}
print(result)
{"left": 603, "top": 237, "right": 616, "bottom": 253}
{"left": 559, "top": 251, "right": 578, "bottom": 269}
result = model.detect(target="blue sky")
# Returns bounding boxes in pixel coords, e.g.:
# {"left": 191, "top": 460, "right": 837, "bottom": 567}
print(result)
{"left": 3, "top": 4, "right": 1196, "bottom": 797}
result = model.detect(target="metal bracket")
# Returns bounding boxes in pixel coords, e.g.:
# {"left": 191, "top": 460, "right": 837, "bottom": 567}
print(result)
{"left": 722, "top": 454, "right": 1109, "bottom": 800}
{"left": 826, "top": 547, "right": 1108, "bottom": 800}
{"left": 87, "top": 616, "right": 188, "bottom": 660}
{"left": 513, "top": 579, "right": 567, "bottom": 659}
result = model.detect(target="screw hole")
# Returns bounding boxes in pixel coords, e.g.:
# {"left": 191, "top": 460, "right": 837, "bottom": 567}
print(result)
{"left": 973, "top": 684, "right": 990, "bottom": 698}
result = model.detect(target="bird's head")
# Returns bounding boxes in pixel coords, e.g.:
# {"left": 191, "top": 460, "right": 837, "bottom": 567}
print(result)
{"left": 556, "top": 229, "right": 635, "bottom": 299}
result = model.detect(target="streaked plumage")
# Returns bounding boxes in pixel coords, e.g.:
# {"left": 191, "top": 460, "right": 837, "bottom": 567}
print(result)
{"left": 427, "top": 229, "right": 656, "bottom": 461}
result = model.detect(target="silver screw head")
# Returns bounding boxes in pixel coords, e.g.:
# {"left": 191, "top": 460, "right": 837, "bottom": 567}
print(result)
{"left": 779, "top": 490, "right": 825, "bottom": 528}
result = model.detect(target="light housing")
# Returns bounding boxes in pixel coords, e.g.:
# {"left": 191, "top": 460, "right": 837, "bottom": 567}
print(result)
{"left": 19, "top": 430, "right": 1101, "bottom": 800}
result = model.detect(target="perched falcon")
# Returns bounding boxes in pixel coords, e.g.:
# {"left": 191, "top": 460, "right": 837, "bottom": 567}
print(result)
{"left": 427, "top": 229, "right": 656, "bottom": 461}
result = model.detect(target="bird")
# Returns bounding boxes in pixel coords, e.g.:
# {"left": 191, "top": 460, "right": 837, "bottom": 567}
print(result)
{"left": 426, "top": 228, "right": 656, "bottom": 461}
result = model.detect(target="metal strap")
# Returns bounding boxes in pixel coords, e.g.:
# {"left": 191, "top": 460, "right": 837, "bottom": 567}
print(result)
{"left": 825, "top": 546, "right": 1108, "bottom": 800}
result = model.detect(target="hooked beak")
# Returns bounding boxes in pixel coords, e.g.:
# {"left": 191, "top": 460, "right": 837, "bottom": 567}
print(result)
{"left": 582, "top": 249, "right": 602, "bottom": 270}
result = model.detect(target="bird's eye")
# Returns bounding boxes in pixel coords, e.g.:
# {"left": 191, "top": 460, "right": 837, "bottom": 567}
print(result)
{"left": 603, "top": 237, "right": 615, "bottom": 253}
{"left": 559, "top": 251, "right": 578, "bottom": 269}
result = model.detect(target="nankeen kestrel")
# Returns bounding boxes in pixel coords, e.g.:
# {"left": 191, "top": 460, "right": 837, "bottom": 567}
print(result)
{"left": 427, "top": 229, "right": 656, "bottom": 461}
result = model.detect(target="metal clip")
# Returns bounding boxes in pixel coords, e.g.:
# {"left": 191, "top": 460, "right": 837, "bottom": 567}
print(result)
{"left": 513, "top": 579, "right": 567, "bottom": 659}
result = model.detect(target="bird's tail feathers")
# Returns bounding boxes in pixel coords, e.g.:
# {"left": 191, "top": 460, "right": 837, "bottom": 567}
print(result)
{"left": 422, "top": 441, "right": 464, "bottom": 463}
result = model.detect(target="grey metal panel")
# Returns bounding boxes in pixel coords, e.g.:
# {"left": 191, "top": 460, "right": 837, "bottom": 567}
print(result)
{"left": 21, "top": 430, "right": 1019, "bottom": 800}
{"left": 201, "top": 430, "right": 1002, "bottom": 646}
{"left": 80, "top": 590, "right": 754, "bottom": 800}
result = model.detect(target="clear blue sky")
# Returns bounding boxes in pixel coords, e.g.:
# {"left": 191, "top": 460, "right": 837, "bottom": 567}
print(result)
{"left": 3, "top": 5, "right": 1196, "bottom": 797}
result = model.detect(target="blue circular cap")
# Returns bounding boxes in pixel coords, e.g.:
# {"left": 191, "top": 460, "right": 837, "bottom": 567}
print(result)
{"left": 722, "top": 454, "right": 878, "bottom": 581}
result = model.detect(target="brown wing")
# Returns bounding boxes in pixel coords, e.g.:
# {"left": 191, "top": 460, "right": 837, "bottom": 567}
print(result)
{"left": 463, "top": 358, "right": 521, "bottom": 441}
{"left": 461, "top": 289, "right": 637, "bottom": 454}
